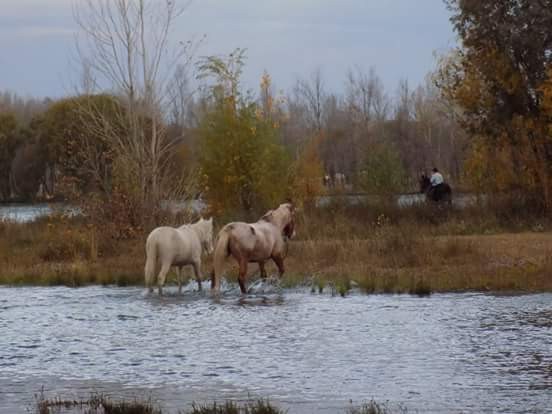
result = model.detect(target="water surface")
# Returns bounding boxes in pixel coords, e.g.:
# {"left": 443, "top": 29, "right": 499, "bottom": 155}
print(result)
{"left": 0, "top": 287, "right": 550, "bottom": 413}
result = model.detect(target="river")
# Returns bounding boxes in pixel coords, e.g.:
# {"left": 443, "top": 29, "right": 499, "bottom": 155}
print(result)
{"left": 0, "top": 194, "right": 482, "bottom": 224}
{"left": 1, "top": 286, "right": 550, "bottom": 413}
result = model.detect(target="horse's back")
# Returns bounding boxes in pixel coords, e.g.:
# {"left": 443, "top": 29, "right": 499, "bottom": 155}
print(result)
{"left": 222, "top": 222, "right": 258, "bottom": 251}
{"left": 147, "top": 226, "right": 200, "bottom": 264}
{"left": 147, "top": 226, "right": 178, "bottom": 247}
{"left": 221, "top": 222, "right": 277, "bottom": 256}
{"left": 225, "top": 221, "right": 282, "bottom": 261}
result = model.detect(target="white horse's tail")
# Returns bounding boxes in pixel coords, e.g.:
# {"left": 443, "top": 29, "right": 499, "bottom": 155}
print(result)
{"left": 144, "top": 235, "right": 157, "bottom": 288}
{"left": 212, "top": 228, "right": 231, "bottom": 291}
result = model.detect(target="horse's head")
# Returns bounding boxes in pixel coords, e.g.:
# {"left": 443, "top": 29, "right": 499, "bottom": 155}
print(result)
{"left": 280, "top": 202, "right": 296, "bottom": 240}
{"left": 419, "top": 174, "right": 430, "bottom": 194}
{"left": 261, "top": 202, "right": 296, "bottom": 239}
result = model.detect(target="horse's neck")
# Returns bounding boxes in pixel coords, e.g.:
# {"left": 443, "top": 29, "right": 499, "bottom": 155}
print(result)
{"left": 266, "top": 213, "right": 287, "bottom": 231}
{"left": 177, "top": 224, "right": 191, "bottom": 232}
{"left": 187, "top": 222, "right": 206, "bottom": 241}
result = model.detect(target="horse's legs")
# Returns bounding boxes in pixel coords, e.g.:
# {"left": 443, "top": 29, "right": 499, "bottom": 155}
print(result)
{"left": 210, "top": 270, "right": 217, "bottom": 290}
{"left": 238, "top": 258, "right": 248, "bottom": 294}
{"left": 157, "top": 263, "right": 171, "bottom": 295}
{"left": 272, "top": 256, "right": 285, "bottom": 278}
{"left": 259, "top": 261, "right": 267, "bottom": 279}
{"left": 177, "top": 266, "right": 183, "bottom": 295}
{"left": 193, "top": 261, "right": 202, "bottom": 291}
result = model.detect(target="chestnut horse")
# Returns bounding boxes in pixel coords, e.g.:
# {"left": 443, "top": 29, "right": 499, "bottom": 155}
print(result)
{"left": 211, "top": 203, "right": 296, "bottom": 294}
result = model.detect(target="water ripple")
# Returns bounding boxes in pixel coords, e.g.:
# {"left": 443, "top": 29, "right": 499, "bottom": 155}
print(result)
{"left": 0, "top": 286, "right": 550, "bottom": 413}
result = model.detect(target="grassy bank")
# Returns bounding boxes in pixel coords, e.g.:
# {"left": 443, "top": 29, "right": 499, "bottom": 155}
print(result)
{"left": 1, "top": 203, "right": 551, "bottom": 293}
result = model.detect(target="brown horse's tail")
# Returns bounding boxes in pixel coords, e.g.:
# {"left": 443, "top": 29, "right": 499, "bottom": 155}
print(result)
{"left": 212, "top": 227, "right": 231, "bottom": 291}
{"left": 144, "top": 234, "right": 157, "bottom": 289}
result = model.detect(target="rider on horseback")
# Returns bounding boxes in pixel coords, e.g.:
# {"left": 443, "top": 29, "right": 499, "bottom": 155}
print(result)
{"left": 430, "top": 167, "right": 445, "bottom": 201}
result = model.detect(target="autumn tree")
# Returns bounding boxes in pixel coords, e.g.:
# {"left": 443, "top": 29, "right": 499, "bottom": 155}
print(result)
{"left": 442, "top": 0, "right": 552, "bottom": 210}
{"left": 291, "top": 136, "right": 325, "bottom": 207}
{"left": 197, "top": 50, "right": 291, "bottom": 217}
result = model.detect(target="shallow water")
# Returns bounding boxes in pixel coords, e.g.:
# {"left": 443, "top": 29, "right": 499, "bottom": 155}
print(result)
{"left": 0, "top": 204, "right": 55, "bottom": 223}
{"left": 0, "top": 201, "right": 204, "bottom": 223}
{"left": 0, "top": 286, "right": 551, "bottom": 413}
{"left": 0, "top": 194, "right": 480, "bottom": 223}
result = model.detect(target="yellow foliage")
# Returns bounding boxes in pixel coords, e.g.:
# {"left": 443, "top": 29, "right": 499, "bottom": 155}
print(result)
{"left": 291, "top": 136, "right": 325, "bottom": 207}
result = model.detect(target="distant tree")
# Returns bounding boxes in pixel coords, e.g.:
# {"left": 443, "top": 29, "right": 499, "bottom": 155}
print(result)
{"left": 359, "top": 142, "right": 406, "bottom": 196}
{"left": 37, "top": 94, "right": 124, "bottom": 195}
{"left": 294, "top": 69, "right": 326, "bottom": 132}
{"left": 346, "top": 66, "right": 388, "bottom": 127}
{"left": 0, "top": 113, "right": 20, "bottom": 200}
{"left": 11, "top": 141, "right": 47, "bottom": 200}
{"left": 0, "top": 91, "right": 50, "bottom": 124}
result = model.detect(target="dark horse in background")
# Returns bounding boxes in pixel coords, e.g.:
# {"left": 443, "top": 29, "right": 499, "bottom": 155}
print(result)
{"left": 419, "top": 174, "right": 452, "bottom": 205}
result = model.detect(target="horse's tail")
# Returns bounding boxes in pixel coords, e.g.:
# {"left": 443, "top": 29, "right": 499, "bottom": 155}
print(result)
{"left": 144, "top": 234, "right": 157, "bottom": 289}
{"left": 212, "top": 227, "right": 231, "bottom": 291}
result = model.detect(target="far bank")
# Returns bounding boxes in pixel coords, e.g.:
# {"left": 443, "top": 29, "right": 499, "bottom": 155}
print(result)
{"left": 1, "top": 203, "right": 550, "bottom": 294}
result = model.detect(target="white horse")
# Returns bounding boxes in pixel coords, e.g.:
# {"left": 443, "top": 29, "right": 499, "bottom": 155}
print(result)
{"left": 144, "top": 217, "right": 214, "bottom": 294}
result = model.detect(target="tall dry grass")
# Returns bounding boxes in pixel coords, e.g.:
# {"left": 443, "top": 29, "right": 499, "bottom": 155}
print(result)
{"left": 1, "top": 199, "right": 551, "bottom": 293}
{"left": 280, "top": 200, "right": 552, "bottom": 294}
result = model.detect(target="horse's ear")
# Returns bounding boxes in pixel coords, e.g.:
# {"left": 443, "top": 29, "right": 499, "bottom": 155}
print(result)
{"left": 287, "top": 201, "right": 295, "bottom": 213}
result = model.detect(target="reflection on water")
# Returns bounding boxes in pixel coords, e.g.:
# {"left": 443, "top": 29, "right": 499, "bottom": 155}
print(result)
{"left": 0, "top": 286, "right": 551, "bottom": 413}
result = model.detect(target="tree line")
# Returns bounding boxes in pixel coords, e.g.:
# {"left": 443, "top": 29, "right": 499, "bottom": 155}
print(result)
{"left": 2, "top": 0, "right": 551, "bottom": 235}
{"left": 0, "top": 62, "right": 464, "bottom": 204}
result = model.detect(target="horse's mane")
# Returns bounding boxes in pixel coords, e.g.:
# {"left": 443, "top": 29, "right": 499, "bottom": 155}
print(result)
{"left": 260, "top": 210, "right": 274, "bottom": 222}
{"left": 261, "top": 206, "right": 295, "bottom": 240}
{"left": 182, "top": 218, "right": 212, "bottom": 240}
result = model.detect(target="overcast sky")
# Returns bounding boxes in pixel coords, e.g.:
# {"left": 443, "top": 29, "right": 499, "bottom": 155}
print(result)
{"left": 0, "top": 0, "right": 457, "bottom": 99}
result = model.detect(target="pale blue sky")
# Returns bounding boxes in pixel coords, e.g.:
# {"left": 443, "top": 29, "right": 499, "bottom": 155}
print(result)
{"left": 0, "top": 0, "right": 456, "bottom": 98}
